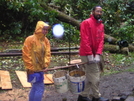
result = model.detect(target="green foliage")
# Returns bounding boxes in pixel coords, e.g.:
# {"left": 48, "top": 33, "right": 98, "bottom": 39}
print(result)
{"left": 114, "top": 19, "right": 134, "bottom": 42}
{"left": 1, "top": 0, "right": 134, "bottom": 43}
{"left": 102, "top": 0, "right": 134, "bottom": 42}
{"left": 47, "top": 22, "right": 80, "bottom": 44}
{"left": 102, "top": 52, "right": 134, "bottom": 76}
{"left": 52, "top": 0, "right": 100, "bottom": 20}
{"left": 0, "top": 0, "right": 57, "bottom": 41}
{"left": 63, "top": 23, "right": 80, "bottom": 44}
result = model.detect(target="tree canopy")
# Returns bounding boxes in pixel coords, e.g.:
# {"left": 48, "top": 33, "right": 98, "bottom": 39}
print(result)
{"left": 0, "top": 0, "right": 134, "bottom": 43}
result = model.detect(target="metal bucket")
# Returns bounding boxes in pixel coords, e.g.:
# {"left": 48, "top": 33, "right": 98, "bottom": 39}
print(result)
{"left": 53, "top": 70, "right": 69, "bottom": 93}
{"left": 68, "top": 70, "right": 86, "bottom": 94}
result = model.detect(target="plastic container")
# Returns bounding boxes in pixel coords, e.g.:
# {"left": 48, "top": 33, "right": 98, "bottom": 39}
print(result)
{"left": 53, "top": 70, "right": 69, "bottom": 93}
{"left": 68, "top": 70, "right": 86, "bottom": 94}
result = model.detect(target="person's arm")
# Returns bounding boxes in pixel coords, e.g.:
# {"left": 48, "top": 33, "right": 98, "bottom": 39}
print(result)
{"left": 94, "top": 24, "right": 104, "bottom": 62}
{"left": 80, "top": 20, "right": 93, "bottom": 55}
{"left": 22, "top": 36, "right": 34, "bottom": 72}
{"left": 44, "top": 38, "right": 51, "bottom": 68}
{"left": 96, "top": 24, "right": 104, "bottom": 55}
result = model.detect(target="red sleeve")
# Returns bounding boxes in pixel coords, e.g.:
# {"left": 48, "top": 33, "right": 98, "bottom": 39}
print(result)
{"left": 80, "top": 20, "right": 93, "bottom": 55}
{"left": 96, "top": 24, "right": 104, "bottom": 55}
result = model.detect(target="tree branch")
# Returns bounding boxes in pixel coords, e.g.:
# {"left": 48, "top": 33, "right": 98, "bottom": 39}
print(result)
{"left": 40, "top": 3, "right": 80, "bottom": 28}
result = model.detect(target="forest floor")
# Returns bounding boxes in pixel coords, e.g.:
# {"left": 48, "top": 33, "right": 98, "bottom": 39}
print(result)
{"left": 1, "top": 42, "right": 134, "bottom": 101}
{"left": 1, "top": 64, "right": 134, "bottom": 101}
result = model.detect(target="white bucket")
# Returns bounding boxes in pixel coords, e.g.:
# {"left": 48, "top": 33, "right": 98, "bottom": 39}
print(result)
{"left": 53, "top": 70, "right": 69, "bottom": 93}
{"left": 68, "top": 70, "right": 86, "bottom": 94}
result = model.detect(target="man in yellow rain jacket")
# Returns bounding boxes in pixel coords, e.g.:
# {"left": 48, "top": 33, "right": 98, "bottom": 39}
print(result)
{"left": 22, "top": 21, "right": 51, "bottom": 101}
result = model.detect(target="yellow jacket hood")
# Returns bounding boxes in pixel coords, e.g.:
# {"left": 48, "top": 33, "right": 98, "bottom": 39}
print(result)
{"left": 22, "top": 21, "right": 51, "bottom": 72}
{"left": 34, "top": 21, "right": 50, "bottom": 39}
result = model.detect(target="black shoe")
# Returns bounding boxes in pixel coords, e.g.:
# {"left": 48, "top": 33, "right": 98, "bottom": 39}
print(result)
{"left": 77, "top": 95, "right": 92, "bottom": 101}
{"left": 92, "top": 97, "right": 109, "bottom": 101}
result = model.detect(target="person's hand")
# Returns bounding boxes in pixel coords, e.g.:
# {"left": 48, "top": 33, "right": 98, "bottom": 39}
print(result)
{"left": 27, "top": 69, "right": 34, "bottom": 74}
{"left": 94, "top": 54, "right": 100, "bottom": 63}
{"left": 87, "top": 55, "right": 94, "bottom": 64}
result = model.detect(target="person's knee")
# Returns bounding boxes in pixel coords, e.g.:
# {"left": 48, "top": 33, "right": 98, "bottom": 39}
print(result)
{"left": 89, "top": 79, "right": 100, "bottom": 86}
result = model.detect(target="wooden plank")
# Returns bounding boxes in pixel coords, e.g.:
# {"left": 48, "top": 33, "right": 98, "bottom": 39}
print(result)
{"left": 15, "top": 71, "right": 53, "bottom": 87}
{"left": 70, "top": 59, "right": 81, "bottom": 64}
{"left": 44, "top": 74, "right": 54, "bottom": 84}
{"left": 0, "top": 70, "right": 12, "bottom": 89}
{"left": 0, "top": 74, "right": 1, "bottom": 88}
{"left": 0, "top": 51, "right": 78, "bottom": 57}
{"left": 15, "top": 71, "right": 31, "bottom": 87}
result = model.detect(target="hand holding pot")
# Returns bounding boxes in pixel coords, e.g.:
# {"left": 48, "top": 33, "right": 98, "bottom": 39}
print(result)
{"left": 94, "top": 54, "right": 100, "bottom": 63}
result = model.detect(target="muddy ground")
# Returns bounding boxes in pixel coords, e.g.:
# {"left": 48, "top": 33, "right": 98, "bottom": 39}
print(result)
{"left": 1, "top": 66, "right": 134, "bottom": 101}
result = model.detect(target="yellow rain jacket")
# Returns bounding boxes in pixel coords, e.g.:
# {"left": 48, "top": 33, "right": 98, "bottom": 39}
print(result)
{"left": 22, "top": 21, "right": 51, "bottom": 72}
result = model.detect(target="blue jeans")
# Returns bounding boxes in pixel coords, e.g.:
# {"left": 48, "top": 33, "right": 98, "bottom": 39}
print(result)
{"left": 29, "top": 81, "right": 45, "bottom": 101}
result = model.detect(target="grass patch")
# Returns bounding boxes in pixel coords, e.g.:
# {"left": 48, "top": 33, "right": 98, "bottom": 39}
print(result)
{"left": 123, "top": 67, "right": 134, "bottom": 72}
{"left": 102, "top": 63, "right": 134, "bottom": 76}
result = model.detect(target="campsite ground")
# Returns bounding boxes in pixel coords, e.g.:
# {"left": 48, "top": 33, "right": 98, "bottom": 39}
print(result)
{"left": 1, "top": 46, "right": 134, "bottom": 101}
{"left": 1, "top": 64, "right": 134, "bottom": 101}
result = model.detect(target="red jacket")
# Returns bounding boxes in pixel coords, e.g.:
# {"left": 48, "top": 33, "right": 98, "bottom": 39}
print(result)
{"left": 79, "top": 15, "right": 104, "bottom": 56}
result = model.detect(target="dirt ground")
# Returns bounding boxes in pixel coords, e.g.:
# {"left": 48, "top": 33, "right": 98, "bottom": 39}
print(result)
{"left": 1, "top": 68, "right": 134, "bottom": 101}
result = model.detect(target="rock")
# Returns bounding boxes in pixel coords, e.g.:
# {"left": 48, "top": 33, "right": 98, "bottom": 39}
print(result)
{"left": 112, "top": 97, "right": 120, "bottom": 101}
{"left": 125, "top": 96, "right": 134, "bottom": 101}
{"left": 120, "top": 95, "right": 128, "bottom": 101}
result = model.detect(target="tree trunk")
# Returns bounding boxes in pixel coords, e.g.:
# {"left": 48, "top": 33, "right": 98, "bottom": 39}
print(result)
{"left": 104, "top": 34, "right": 118, "bottom": 44}
{"left": 40, "top": 3, "right": 80, "bottom": 29}
{"left": 40, "top": 3, "right": 134, "bottom": 54}
{"left": 40, "top": 3, "right": 119, "bottom": 44}
{"left": 128, "top": 45, "right": 134, "bottom": 52}
{"left": 104, "top": 44, "right": 129, "bottom": 54}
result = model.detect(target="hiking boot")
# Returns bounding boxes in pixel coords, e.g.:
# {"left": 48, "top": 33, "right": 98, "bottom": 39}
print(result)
{"left": 77, "top": 95, "right": 92, "bottom": 101}
{"left": 92, "top": 97, "right": 109, "bottom": 101}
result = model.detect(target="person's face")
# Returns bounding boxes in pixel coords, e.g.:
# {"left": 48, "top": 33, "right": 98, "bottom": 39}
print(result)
{"left": 92, "top": 7, "right": 103, "bottom": 20}
{"left": 42, "top": 26, "right": 49, "bottom": 35}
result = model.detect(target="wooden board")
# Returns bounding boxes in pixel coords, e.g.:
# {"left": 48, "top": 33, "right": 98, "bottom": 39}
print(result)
{"left": 70, "top": 59, "right": 81, "bottom": 64}
{"left": 15, "top": 71, "right": 31, "bottom": 87}
{"left": 44, "top": 74, "right": 54, "bottom": 84}
{"left": 15, "top": 71, "right": 53, "bottom": 87}
{"left": 0, "top": 75, "right": 1, "bottom": 88}
{"left": 0, "top": 70, "right": 12, "bottom": 89}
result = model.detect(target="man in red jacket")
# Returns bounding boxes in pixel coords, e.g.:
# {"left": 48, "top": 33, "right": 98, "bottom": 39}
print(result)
{"left": 78, "top": 6, "right": 109, "bottom": 101}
